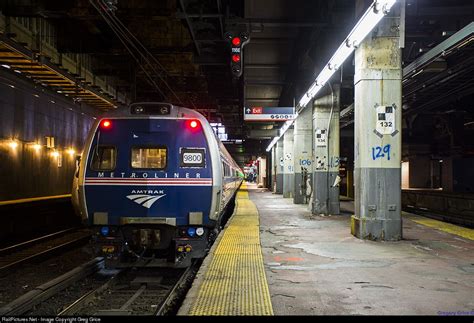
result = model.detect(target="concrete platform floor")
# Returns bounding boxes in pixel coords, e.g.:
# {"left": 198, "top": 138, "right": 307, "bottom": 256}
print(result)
{"left": 249, "top": 184, "right": 474, "bottom": 315}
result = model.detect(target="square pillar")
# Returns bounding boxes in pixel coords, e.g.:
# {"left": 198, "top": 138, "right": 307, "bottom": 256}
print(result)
{"left": 352, "top": 14, "right": 402, "bottom": 241}
{"left": 312, "top": 85, "right": 341, "bottom": 215}
{"left": 283, "top": 128, "right": 294, "bottom": 198}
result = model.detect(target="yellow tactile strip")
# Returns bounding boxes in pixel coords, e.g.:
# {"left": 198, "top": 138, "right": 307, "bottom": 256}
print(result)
{"left": 189, "top": 184, "right": 274, "bottom": 315}
{"left": 404, "top": 213, "right": 474, "bottom": 241}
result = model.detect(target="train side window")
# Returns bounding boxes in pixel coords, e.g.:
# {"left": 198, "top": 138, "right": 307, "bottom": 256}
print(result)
{"left": 131, "top": 147, "right": 167, "bottom": 169}
{"left": 90, "top": 146, "right": 116, "bottom": 171}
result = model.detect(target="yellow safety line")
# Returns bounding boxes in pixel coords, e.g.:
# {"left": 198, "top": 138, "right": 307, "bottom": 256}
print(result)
{"left": 403, "top": 212, "right": 474, "bottom": 241}
{"left": 0, "top": 194, "right": 72, "bottom": 206}
{"left": 189, "top": 183, "right": 274, "bottom": 315}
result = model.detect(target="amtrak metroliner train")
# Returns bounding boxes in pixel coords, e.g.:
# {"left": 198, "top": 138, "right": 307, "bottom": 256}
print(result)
{"left": 72, "top": 102, "right": 243, "bottom": 267}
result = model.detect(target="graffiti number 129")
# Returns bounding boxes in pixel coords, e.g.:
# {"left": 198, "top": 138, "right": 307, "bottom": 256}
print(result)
{"left": 372, "top": 144, "right": 391, "bottom": 161}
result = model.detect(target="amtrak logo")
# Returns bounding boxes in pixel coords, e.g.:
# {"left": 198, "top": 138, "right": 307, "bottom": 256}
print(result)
{"left": 126, "top": 190, "right": 166, "bottom": 209}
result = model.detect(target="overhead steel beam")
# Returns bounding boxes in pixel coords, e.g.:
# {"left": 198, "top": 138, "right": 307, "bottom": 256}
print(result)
{"left": 176, "top": 13, "right": 222, "bottom": 18}
{"left": 245, "top": 80, "right": 287, "bottom": 85}
{"left": 245, "top": 98, "right": 280, "bottom": 102}
{"left": 248, "top": 129, "right": 279, "bottom": 139}
{"left": 245, "top": 64, "right": 287, "bottom": 69}
{"left": 178, "top": 0, "right": 201, "bottom": 56}
{"left": 403, "top": 22, "right": 474, "bottom": 78}
{"left": 216, "top": 0, "right": 224, "bottom": 38}
{"left": 226, "top": 18, "right": 327, "bottom": 28}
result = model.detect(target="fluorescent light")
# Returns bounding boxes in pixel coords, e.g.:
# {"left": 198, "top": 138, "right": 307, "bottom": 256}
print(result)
{"left": 266, "top": 0, "right": 397, "bottom": 152}
{"left": 298, "top": 96, "right": 311, "bottom": 109}
{"left": 1, "top": 64, "right": 11, "bottom": 69}
{"left": 327, "top": 44, "right": 353, "bottom": 71}
{"left": 266, "top": 137, "right": 279, "bottom": 152}
{"left": 265, "top": 120, "right": 295, "bottom": 151}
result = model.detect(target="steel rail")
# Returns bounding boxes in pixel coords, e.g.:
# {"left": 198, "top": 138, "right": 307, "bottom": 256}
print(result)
{"left": 155, "top": 260, "right": 201, "bottom": 315}
{"left": 0, "top": 257, "right": 104, "bottom": 316}
{"left": 0, "top": 231, "right": 92, "bottom": 276}
{"left": 0, "top": 227, "right": 80, "bottom": 256}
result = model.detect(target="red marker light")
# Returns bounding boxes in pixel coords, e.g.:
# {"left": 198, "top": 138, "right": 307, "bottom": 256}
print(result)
{"left": 232, "top": 54, "right": 241, "bottom": 63}
{"left": 186, "top": 119, "right": 200, "bottom": 130}
{"left": 101, "top": 120, "right": 112, "bottom": 129}
{"left": 232, "top": 37, "right": 241, "bottom": 46}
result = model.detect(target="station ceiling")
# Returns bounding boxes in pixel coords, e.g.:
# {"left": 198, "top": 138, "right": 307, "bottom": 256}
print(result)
{"left": 0, "top": 0, "right": 473, "bottom": 164}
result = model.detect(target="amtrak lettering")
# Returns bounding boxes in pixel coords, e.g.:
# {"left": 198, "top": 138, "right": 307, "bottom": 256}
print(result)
{"left": 131, "top": 189, "right": 165, "bottom": 194}
{"left": 96, "top": 172, "right": 202, "bottom": 178}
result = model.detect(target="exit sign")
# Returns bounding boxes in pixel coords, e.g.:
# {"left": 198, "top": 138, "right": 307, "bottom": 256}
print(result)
{"left": 244, "top": 106, "right": 296, "bottom": 121}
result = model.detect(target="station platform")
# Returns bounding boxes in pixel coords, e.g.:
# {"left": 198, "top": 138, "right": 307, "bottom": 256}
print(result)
{"left": 179, "top": 183, "right": 474, "bottom": 315}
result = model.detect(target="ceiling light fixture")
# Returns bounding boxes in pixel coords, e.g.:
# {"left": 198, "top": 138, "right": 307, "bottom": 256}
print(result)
{"left": 266, "top": 0, "right": 397, "bottom": 152}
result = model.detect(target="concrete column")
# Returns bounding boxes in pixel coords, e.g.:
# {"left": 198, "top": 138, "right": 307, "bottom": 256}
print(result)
{"left": 271, "top": 148, "right": 276, "bottom": 191}
{"left": 275, "top": 138, "right": 284, "bottom": 194}
{"left": 282, "top": 128, "right": 294, "bottom": 198}
{"left": 352, "top": 15, "right": 402, "bottom": 241}
{"left": 293, "top": 105, "right": 313, "bottom": 204}
{"left": 312, "top": 85, "right": 340, "bottom": 215}
{"left": 257, "top": 157, "right": 267, "bottom": 187}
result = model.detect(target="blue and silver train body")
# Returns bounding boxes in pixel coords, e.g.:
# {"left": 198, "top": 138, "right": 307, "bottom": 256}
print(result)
{"left": 72, "top": 102, "right": 243, "bottom": 267}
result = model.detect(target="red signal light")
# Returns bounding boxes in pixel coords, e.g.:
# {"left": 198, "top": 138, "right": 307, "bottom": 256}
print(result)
{"left": 232, "top": 54, "right": 241, "bottom": 63}
{"left": 232, "top": 37, "right": 241, "bottom": 46}
{"left": 101, "top": 120, "right": 112, "bottom": 129}
{"left": 186, "top": 119, "right": 200, "bottom": 130}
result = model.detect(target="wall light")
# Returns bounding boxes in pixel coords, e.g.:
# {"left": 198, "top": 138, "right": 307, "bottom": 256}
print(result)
{"left": 51, "top": 150, "right": 60, "bottom": 158}
{"left": 8, "top": 140, "right": 18, "bottom": 149}
{"left": 67, "top": 148, "right": 76, "bottom": 156}
{"left": 266, "top": 0, "right": 397, "bottom": 152}
{"left": 32, "top": 143, "right": 42, "bottom": 152}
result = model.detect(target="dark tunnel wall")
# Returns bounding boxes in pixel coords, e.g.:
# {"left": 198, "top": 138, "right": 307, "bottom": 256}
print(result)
{"left": 0, "top": 71, "right": 98, "bottom": 201}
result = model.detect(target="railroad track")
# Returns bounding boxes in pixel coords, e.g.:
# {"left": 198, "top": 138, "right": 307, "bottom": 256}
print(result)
{"left": 0, "top": 257, "right": 200, "bottom": 316}
{"left": 59, "top": 262, "right": 200, "bottom": 316}
{"left": 0, "top": 228, "right": 92, "bottom": 276}
{"left": 0, "top": 257, "right": 104, "bottom": 316}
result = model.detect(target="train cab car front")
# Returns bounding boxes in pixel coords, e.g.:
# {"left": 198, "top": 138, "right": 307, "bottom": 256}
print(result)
{"left": 78, "top": 103, "right": 219, "bottom": 268}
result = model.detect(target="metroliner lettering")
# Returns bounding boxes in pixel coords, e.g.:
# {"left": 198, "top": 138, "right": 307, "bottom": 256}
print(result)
{"left": 95, "top": 172, "right": 202, "bottom": 178}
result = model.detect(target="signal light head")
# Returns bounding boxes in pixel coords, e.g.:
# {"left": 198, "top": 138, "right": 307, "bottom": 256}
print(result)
{"left": 100, "top": 119, "right": 112, "bottom": 129}
{"left": 232, "top": 37, "right": 241, "bottom": 46}
{"left": 232, "top": 54, "right": 241, "bottom": 63}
